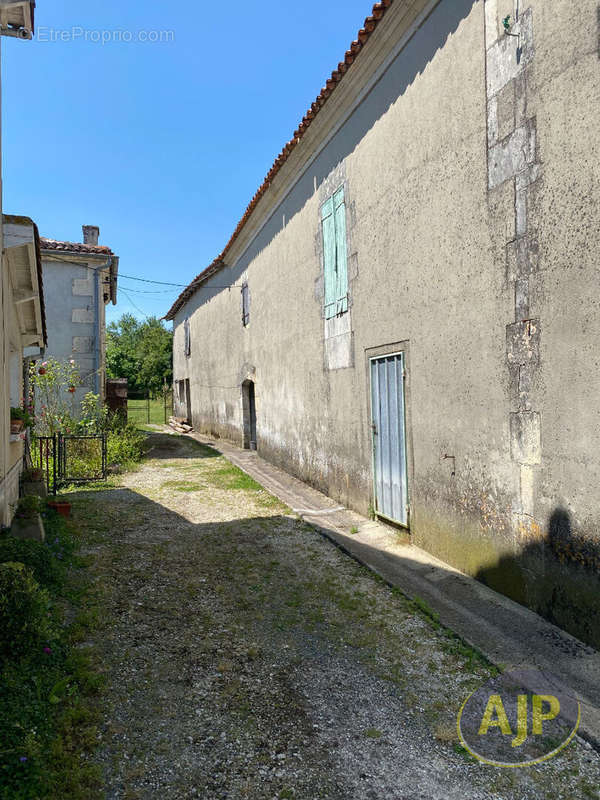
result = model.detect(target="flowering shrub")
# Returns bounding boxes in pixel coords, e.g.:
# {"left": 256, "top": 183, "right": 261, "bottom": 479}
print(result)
{"left": 29, "top": 360, "right": 146, "bottom": 476}
{"left": 29, "top": 359, "right": 82, "bottom": 436}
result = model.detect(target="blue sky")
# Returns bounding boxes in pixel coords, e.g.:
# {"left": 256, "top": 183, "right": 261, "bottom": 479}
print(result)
{"left": 2, "top": 0, "right": 374, "bottom": 325}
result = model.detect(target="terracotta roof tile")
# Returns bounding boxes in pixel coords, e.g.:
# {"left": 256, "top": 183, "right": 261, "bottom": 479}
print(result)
{"left": 40, "top": 237, "right": 113, "bottom": 256}
{"left": 164, "top": 0, "right": 394, "bottom": 321}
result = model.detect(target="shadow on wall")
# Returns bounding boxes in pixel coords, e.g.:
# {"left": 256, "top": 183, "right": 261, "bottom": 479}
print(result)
{"left": 180, "top": 0, "right": 479, "bottom": 320}
{"left": 476, "top": 506, "right": 600, "bottom": 650}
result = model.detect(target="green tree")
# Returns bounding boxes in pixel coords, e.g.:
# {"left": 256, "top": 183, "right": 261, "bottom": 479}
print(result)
{"left": 106, "top": 314, "right": 173, "bottom": 396}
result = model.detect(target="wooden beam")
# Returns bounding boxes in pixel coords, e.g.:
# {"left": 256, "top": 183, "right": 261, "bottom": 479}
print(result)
{"left": 21, "top": 333, "right": 42, "bottom": 346}
{"left": 14, "top": 291, "right": 37, "bottom": 304}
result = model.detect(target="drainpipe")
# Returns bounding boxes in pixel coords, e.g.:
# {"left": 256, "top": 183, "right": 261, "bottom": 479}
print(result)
{"left": 94, "top": 266, "right": 100, "bottom": 394}
{"left": 91, "top": 256, "right": 112, "bottom": 397}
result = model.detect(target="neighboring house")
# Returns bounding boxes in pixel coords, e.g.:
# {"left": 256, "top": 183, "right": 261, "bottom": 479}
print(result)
{"left": 39, "top": 226, "right": 119, "bottom": 403}
{"left": 166, "top": 0, "right": 600, "bottom": 647}
{"left": 0, "top": 2, "right": 43, "bottom": 527}
{"left": 0, "top": 216, "right": 46, "bottom": 526}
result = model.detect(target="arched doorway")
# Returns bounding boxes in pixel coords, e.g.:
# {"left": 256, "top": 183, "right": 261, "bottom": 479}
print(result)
{"left": 242, "top": 380, "right": 257, "bottom": 450}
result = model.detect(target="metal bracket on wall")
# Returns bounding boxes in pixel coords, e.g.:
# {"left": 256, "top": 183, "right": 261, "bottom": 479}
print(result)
{"left": 442, "top": 453, "right": 456, "bottom": 477}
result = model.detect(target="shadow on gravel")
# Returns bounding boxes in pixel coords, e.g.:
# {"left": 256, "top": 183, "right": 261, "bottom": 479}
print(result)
{"left": 63, "top": 481, "right": 600, "bottom": 798}
{"left": 66, "top": 487, "right": 405, "bottom": 799}
{"left": 143, "top": 431, "right": 220, "bottom": 461}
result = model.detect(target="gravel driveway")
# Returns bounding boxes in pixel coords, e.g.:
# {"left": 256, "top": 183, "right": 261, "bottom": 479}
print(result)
{"left": 74, "top": 432, "right": 599, "bottom": 800}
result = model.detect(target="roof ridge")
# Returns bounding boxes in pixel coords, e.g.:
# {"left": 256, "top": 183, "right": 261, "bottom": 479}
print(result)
{"left": 164, "top": 0, "right": 394, "bottom": 320}
{"left": 40, "top": 236, "right": 113, "bottom": 255}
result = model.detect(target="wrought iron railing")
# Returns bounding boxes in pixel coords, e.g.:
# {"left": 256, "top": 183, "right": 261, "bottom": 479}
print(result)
{"left": 31, "top": 434, "right": 107, "bottom": 495}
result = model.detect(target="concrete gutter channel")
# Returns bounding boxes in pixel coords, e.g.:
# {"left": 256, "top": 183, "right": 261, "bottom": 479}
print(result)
{"left": 183, "top": 430, "right": 600, "bottom": 751}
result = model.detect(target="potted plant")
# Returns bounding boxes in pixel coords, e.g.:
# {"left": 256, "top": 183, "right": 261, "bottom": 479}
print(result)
{"left": 16, "top": 495, "right": 43, "bottom": 518}
{"left": 47, "top": 496, "right": 72, "bottom": 518}
{"left": 10, "top": 407, "right": 32, "bottom": 434}
{"left": 23, "top": 467, "right": 44, "bottom": 482}
{"left": 21, "top": 467, "right": 47, "bottom": 498}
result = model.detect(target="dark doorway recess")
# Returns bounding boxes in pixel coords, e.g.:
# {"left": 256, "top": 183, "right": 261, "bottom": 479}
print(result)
{"left": 242, "top": 380, "right": 257, "bottom": 450}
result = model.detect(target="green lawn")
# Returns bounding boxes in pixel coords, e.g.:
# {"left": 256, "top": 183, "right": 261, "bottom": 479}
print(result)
{"left": 127, "top": 396, "right": 172, "bottom": 426}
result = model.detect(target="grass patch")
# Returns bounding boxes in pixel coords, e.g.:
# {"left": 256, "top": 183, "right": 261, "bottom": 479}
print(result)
{"left": 207, "top": 464, "right": 263, "bottom": 491}
{"left": 453, "top": 742, "right": 477, "bottom": 762}
{"left": 161, "top": 480, "right": 204, "bottom": 493}
{"left": 201, "top": 461, "right": 286, "bottom": 510}
{"left": 127, "top": 397, "right": 170, "bottom": 426}
{"left": 0, "top": 511, "right": 104, "bottom": 798}
{"left": 578, "top": 778, "right": 600, "bottom": 799}
{"left": 411, "top": 595, "right": 440, "bottom": 626}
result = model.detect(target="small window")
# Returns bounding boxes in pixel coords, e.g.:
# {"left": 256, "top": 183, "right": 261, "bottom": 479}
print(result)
{"left": 241, "top": 282, "right": 250, "bottom": 327}
{"left": 321, "top": 185, "right": 348, "bottom": 319}
{"left": 183, "top": 318, "right": 191, "bottom": 357}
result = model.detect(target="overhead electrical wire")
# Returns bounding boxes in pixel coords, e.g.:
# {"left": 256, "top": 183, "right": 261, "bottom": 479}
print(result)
{"left": 117, "top": 286, "right": 180, "bottom": 294}
{"left": 119, "top": 273, "right": 244, "bottom": 289}
{"left": 119, "top": 289, "right": 151, "bottom": 320}
{"left": 41, "top": 255, "right": 243, "bottom": 295}
{"left": 118, "top": 272, "right": 189, "bottom": 287}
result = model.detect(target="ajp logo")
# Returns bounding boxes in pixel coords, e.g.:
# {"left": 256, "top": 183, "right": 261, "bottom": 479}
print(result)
{"left": 457, "top": 669, "right": 581, "bottom": 766}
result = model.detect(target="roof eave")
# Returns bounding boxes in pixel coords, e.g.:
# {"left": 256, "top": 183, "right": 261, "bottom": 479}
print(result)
{"left": 163, "top": 0, "right": 397, "bottom": 321}
{"left": 0, "top": 1, "right": 35, "bottom": 38}
{"left": 3, "top": 214, "right": 47, "bottom": 346}
{"left": 163, "top": 258, "right": 224, "bottom": 321}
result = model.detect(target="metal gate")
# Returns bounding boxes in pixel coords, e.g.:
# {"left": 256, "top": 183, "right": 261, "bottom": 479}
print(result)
{"left": 370, "top": 352, "right": 408, "bottom": 526}
{"left": 127, "top": 388, "right": 174, "bottom": 425}
{"left": 32, "top": 434, "right": 107, "bottom": 495}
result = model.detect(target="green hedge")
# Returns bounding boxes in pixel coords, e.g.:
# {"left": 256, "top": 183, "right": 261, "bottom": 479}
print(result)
{"left": 0, "top": 513, "right": 102, "bottom": 798}
{"left": 0, "top": 563, "right": 54, "bottom": 661}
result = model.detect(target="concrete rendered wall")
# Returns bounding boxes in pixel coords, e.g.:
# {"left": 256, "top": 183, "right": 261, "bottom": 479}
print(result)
{"left": 0, "top": 38, "right": 21, "bottom": 528}
{"left": 174, "top": 0, "right": 600, "bottom": 646}
{"left": 0, "top": 257, "right": 26, "bottom": 527}
{"left": 0, "top": 35, "right": 6, "bottom": 527}
{"left": 479, "top": 0, "right": 600, "bottom": 645}
{"left": 42, "top": 258, "right": 104, "bottom": 405}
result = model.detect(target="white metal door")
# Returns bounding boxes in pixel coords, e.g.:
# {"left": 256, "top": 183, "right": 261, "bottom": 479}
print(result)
{"left": 370, "top": 353, "right": 408, "bottom": 526}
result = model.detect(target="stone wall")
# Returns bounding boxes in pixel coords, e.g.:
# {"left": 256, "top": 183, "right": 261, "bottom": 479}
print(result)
{"left": 173, "top": 0, "right": 600, "bottom": 646}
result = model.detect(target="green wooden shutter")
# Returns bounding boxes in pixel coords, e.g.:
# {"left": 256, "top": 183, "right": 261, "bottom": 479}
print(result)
{"left": 333, "top": 187, "right": 348, "bottom": 314}
{"left": 321, "top": 197, "right": 336, "bottom": 319}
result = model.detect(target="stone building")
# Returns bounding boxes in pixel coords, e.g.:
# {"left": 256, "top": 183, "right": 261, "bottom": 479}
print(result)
{"left": 1, "top": 216, "right": 46, "bottom": 526}
{"left": 0, "top": 3, "right": 46, "bottom": 527}
{"left": 166, "top": 0, "right": 600, "bottom": 646}
{"left": 40, "top": 226, "right": 119, "bottom": 403}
